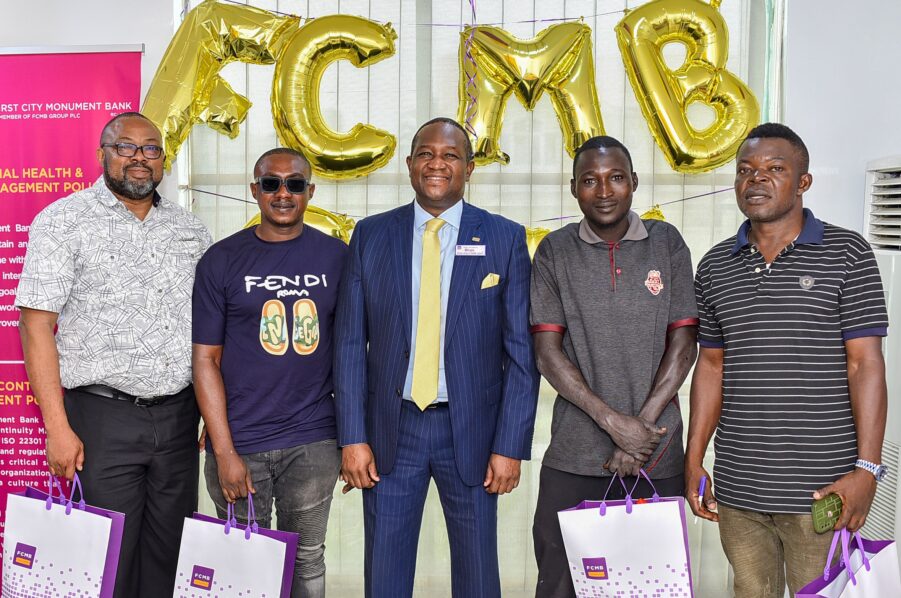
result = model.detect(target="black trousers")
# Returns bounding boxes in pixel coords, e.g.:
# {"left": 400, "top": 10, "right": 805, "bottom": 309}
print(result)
{"left": 64, "top": 387, "right": 200, "bottom": 598}
{"left": 533, "top": 464, "right": 685, "bottom": 598}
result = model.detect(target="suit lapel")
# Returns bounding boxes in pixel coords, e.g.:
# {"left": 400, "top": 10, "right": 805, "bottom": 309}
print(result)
{"left": 445, "top": 203, "right": 483, "bottom": 345}
{"left": 391, "top": 203, "right": 415, "bottom": 345}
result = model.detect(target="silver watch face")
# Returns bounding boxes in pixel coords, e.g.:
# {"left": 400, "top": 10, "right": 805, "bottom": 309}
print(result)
{"left": 875, "top": 465, "right": 888, "bottom": 482}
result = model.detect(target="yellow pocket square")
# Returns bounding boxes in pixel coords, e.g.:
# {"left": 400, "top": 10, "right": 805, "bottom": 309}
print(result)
{"left": 481, "top": 273, "right": 500, "bottom": 289}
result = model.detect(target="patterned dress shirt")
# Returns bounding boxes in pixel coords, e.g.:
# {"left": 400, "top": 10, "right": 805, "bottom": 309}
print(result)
{"left": 15, "top": 177, "right": 211, "bottom": 396}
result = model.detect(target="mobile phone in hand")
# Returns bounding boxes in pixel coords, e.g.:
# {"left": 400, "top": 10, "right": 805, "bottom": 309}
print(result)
{"left": 811, "top": 493, "right": 843, "bottom": 534}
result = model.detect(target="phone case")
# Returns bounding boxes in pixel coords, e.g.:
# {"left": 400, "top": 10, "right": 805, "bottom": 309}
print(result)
{"left": 811, "top": 493, "right": 843, "bottom": 534}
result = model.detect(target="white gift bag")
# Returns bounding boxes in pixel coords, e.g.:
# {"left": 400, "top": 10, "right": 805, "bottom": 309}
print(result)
{"left": 558, "top": 472, "right": 694, "bottom": 597}
{"left": 797, "top": 529, "right": 901, "bottom": 598}
{"left": 2, "top": 475, "right": 124, "bottom": 598}
{"left": 172, "top": 497, "right": 298, "bottom": 598}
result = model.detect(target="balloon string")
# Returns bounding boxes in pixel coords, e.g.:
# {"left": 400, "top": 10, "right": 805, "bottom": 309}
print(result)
{"left": 532, "top": 187, "right": 735, "bottom": 223}
{"left": 217, "top": 0, "right": 623, "bottom": 27}
{"left": 463, "top": 0, "right": 478, "bottom": 138}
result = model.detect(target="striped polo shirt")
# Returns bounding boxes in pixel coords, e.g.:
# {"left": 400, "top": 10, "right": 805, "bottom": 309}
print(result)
{"left": 695, "top": 208, "right": 888, "bottom": 513}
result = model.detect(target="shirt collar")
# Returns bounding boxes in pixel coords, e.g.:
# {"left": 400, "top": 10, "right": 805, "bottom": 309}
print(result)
{"left": 731, "top": 207, "right": 824, "bottom": 255}
{"left": 413, "top": 198, "right": 463, "bottom": 231}
{"left": 578, "top": 211, "right": 648, "bottom": 244}
{"left": 93, "top": 175, "right": 164, "bottom": 209}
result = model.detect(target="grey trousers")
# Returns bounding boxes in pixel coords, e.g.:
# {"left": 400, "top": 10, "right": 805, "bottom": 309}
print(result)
{"left": 205, "top": 438, "right": 341, "bottom": 598}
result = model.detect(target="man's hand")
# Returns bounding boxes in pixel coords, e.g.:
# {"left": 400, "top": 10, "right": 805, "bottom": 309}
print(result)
{"left": 604, "top": 448, "right": 643, "bottom": 478}
{"left": 605, "top": 413, "right": 665, "bottom": 461}
{"left": 483, "top": 454, "right": 521, "bottom": 495}
{"left": 216, "top": 452, "right": 254, "bottom": 503}
{"left": 814, "top": 469, "right": 877, "bottom": 532}
{"left": 685, "top": 463, "right": 718, "bottom": 522}
{"left": 341, "top": 443, "right": 379, "bottom": 493}
{"left": 198, "top": 424, "right": 207, "bottom": 452}
{"left": 46, "top": 426, "right": 84, "bottom": 480}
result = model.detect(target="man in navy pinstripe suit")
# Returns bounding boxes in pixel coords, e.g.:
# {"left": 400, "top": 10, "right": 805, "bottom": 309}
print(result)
{"left": 334, "top": 117, "right": 540, "bottom": 597}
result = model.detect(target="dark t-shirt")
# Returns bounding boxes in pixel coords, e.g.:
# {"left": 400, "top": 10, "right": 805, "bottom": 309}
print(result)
{"left": 193, "top": 226, "right": 348, "bottom": 454}
{"left": 530, "top": 216, "right": 698, "bottom": 478}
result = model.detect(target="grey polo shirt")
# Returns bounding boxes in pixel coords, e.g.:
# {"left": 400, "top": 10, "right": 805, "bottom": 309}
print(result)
{"left": 15, "top": 177, "right": 211, "bottom": 397}
{"left": 530, "top": 212, "right": 698, "bottom": 478}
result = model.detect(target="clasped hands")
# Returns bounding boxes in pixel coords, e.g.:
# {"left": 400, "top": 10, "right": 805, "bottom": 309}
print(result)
{"left": 601, "top": 412, "right": 666, "bottom": 478}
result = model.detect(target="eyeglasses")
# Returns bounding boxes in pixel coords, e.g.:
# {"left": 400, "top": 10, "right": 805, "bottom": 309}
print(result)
{"left": 255, "top": 176, "right": 309, "bottom": 194}
{"left": 101, "top": 142, "right": 164, "bottom": 160}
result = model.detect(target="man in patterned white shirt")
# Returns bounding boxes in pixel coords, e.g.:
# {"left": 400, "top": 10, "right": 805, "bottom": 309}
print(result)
{"left": 16, "top": 112, "right": 211, "bottom": 598}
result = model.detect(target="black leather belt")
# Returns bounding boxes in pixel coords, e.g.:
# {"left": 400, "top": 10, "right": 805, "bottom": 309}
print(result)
{"left": 403, "top": 401, "right": 448, "bottom": 410}
{"left": 72, "top": 384, "right": 192, "bottom": 407}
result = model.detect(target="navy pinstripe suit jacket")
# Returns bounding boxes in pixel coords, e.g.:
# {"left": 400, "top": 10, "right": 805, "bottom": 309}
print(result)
{"left": 334, "top": 201, "right": 540, "bottom": 486}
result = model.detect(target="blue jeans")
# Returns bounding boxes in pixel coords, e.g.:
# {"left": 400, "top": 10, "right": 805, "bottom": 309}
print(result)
{"left": 205, "top": 438, "right": 341, "bottom": 598}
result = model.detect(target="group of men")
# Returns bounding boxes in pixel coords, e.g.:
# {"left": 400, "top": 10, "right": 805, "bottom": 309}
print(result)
{"left": 15, "top": 111, "right": 888, "bottom": 598}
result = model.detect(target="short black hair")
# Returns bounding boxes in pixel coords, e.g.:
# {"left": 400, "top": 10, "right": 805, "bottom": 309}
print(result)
{"left": 572, "top": 136, "right": 634, "bottom": 178}
{"left": 409, "top": 117, "right": 474, "bottom": 162}
{"left": 253, "top": 147, "right": 312, "bottom": 178}
{"left": 99, "top": 111, "right": 158, "bottom": 144}
{"left": 743, "top": 122, "right": 810, "bottom": 173}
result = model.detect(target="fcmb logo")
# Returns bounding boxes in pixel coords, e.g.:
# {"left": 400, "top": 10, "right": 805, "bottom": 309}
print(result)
{"left": 191, "top": 565, "right": 215, "bottom": 591}
{"left": 13, "top": 543, "right": 36, "bottom": 569}
{"left": 582, "top": 556, "right": 608, "bottom": 580}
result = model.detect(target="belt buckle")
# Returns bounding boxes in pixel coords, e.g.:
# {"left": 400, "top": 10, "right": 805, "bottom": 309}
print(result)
{"left": 133, "top": 395, "right": 155, "bottom": 407}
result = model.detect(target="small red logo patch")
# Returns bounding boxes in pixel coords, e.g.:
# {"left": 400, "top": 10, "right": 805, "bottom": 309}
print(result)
{"left": 645, "top": 270, "right": 664, "bottom": 295}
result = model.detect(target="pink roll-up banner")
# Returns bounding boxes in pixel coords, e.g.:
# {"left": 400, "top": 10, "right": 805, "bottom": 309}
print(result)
{"left": 0, "top": 49, "right": 141, "bottom": 565}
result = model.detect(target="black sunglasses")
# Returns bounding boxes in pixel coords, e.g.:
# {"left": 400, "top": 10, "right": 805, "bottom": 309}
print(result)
{"left": 255, "top": 176, "right": 309, "bottom": 194}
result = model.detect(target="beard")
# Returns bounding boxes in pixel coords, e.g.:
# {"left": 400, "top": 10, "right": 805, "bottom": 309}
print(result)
{"left": 103, "top": 161, "right": 160, "bottom": 200}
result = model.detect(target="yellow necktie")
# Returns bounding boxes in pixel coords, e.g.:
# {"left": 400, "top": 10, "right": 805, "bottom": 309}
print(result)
{"left": 411, "top": 217, "right": 446, "bottom": 410}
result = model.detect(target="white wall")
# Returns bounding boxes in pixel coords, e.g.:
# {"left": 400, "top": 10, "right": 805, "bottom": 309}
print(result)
{"left": 783, "top": 0, "right": 901, "bottom": 232}
{"left": 0, "top": 0, "right": 182, "bottom": 200}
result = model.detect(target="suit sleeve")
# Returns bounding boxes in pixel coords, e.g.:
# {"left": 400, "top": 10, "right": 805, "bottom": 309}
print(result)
{"left": 491, "top": 224, "right": 540, "bottom": 459}
{"left": 334, "top": 227, "right": 369, "bottom": 446}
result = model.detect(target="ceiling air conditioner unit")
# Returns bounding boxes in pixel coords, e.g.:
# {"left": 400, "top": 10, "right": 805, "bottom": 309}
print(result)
{"left": 861, "top": 156, "right": 901, "bottom": 548}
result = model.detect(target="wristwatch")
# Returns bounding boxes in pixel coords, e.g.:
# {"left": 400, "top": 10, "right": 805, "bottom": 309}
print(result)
{"left": 855, "top": 459, "right": 888, "bottom": 482}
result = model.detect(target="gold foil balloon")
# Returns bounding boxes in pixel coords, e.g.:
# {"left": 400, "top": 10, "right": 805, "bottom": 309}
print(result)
{"left": 640, "top": 204, "right": 666, "bottom": 221}
{"left": 457, "top": 23, "right": 605, "bottom": 166}
{"left": 526, "top": 227, "right": 551, "bottom": 259}
{"left": 244, "top": 205, "right": 355, "bottom": 243}
{"left": 615, "top": 0, "right": 759, "bottom": 173}
{"left": 142, "top": 0, "right": 300, "bottom": 168}
{"left": 273, "top": 16, "right": 398, "bottom": 179}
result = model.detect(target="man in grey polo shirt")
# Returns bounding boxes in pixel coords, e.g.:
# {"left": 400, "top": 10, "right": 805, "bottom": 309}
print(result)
{"left": 16, "top": 112, "right": 211, "bottom": 598}
{"left": 530, "top": 136, "right": 698, "bottom": 598}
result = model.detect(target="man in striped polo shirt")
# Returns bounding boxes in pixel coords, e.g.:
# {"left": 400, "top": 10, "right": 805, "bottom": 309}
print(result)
{"left": 687, "top": 123, "right": 889, "bottom": 597}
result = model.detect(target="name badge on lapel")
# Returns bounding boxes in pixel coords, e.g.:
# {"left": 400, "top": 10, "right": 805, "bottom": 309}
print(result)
{"left": 456, "top": 244, "right": 486, "bottom": 257}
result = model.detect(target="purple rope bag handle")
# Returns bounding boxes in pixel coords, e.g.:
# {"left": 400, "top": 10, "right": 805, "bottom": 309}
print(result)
{"left": 598, "top": 469, "right": 661, "bottom": 516}
{"left": 44, "top": 473, "right": 87, "bottom": 515}
{"left": 823, "top": 528, "right": 871, "bottom": 584}
{"left": 224, "top": 494, "right": 261, "bottom": 540}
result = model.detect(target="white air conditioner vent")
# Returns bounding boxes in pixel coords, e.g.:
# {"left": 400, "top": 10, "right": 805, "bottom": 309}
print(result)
{"left": 865, "top": 156, "right": 901, "bottom": 250}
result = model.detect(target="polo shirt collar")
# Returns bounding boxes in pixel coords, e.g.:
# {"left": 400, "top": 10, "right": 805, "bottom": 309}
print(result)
{"left": 578, "top": 210, "right": 648, "bottom": 244}
{"left": 731, "top": 207, "right": 824, "bottom": 255}
{"left": 413, "top": 198, "right": 463, "bottom": 232}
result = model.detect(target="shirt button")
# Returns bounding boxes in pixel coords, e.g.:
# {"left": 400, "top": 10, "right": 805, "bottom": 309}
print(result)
{"left": 157, "top": 289, "right": 163, "bottom": 294}
{"left": 615, "top": 268, "right": 622, "bottom": 275}
{"left": 754, "top": 267, "right": 761, "bottom": 273}
{"left": 750, "top": 248, "right": 756, "bottom": 254}
{"left": 395, "top": 388, "right": 402, "bottom": 396}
